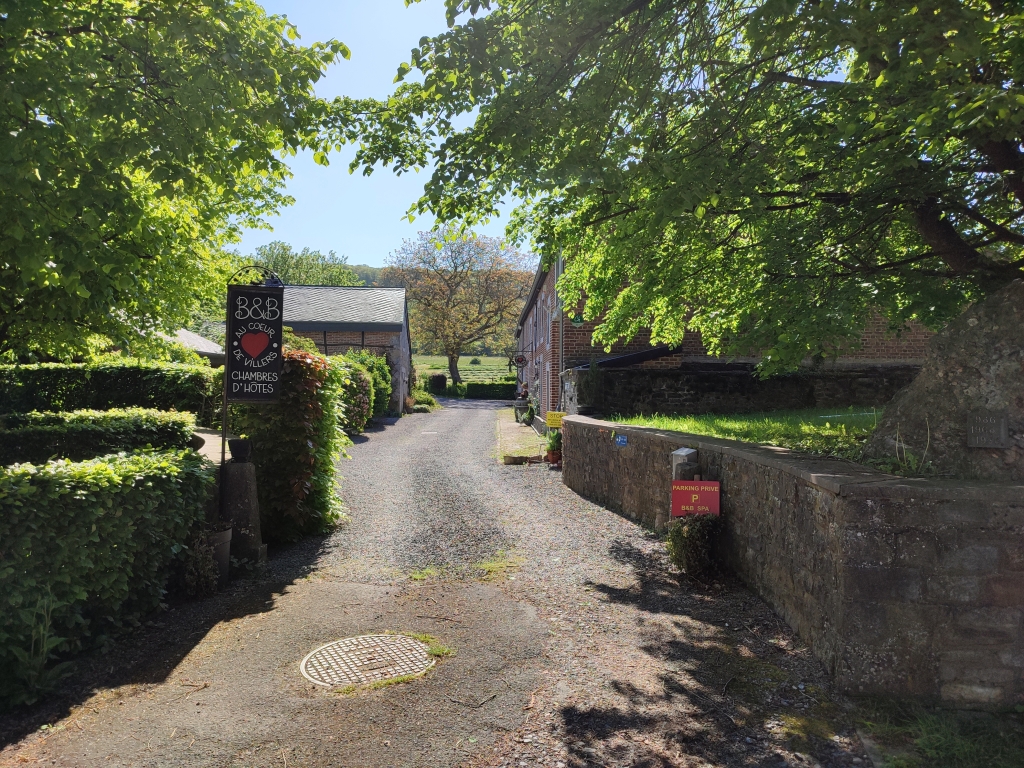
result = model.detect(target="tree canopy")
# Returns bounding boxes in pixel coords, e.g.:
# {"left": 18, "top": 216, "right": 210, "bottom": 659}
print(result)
{"left": 351, "top": 0, "right": 1024, "bottom": 371}
{"left": 383, "top": 227, "right": 534, "bottom": 382}
{"left": 247, "top": 241, "right": 363, "bottom": 286}
{"left": 0, "top": 1, "right": 350, "bottom": 360}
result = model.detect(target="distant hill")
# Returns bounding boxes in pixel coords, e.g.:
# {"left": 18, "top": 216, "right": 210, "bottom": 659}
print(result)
{"left": 350, "top": 264, "right": 404, "bottom": 287}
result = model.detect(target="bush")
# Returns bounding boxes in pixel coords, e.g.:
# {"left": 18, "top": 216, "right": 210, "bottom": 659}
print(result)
{"left": 0, "top": 409, "right": 195, "bottom": 465}
{"left": 343, "top": 350, "right": 392, "bottom": 416}
{"left": 0, "top": 450, "right": 213, "bottom": 707}
{"left": 427, "top": 373, "right": 448, "bottom": 394}
{"left": 413, "top": 390, "right": 438, "bottom": 408}
{"left": 444, "top": 382, "right": 468, "bottom": 398}
{"left": 331, "top": 359, "right": 373, "bottom": 434}
{"left": 470, "top": 357, "right": 481, "bottom": 365}
{"left": 231, "top": 350, "right": 349, "bottom": 543}
{"left": 666, "top": 514, "right": 722, "bottom": 579}
{"left": 465, "top": 382, "right": 517, "bottom": 399}
{"left": 0, "top": 361, "right": 219, "bottom": 424}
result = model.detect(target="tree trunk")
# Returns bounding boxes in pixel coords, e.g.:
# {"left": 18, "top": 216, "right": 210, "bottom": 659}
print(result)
{"left": 448, "top": 353, "right": 462, "bottom": 384}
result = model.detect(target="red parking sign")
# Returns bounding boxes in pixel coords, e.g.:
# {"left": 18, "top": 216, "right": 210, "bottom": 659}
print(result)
{"left": 671, "top": 480, "right": 720, "bottom": 516}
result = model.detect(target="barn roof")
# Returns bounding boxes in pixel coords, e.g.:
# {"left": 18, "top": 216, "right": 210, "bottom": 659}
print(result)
{"left": 282, "top": 285, "right": 407, "bottom": 333}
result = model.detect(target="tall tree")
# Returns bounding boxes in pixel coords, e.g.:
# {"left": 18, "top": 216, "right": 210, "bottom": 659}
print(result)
{"left": 0, "top": 1, "right": 351, "bottom": 359}
{"left": 351, "top": 0, "right": 1024, "bottom": 372}
{"left": 247, "top": 241, "right": 363, "bottom": 286}
{"left": 384, "top": 227, "right": 534, "bottom": 383}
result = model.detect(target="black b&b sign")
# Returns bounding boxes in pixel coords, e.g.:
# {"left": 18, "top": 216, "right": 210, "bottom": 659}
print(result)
{"left": 226, "top": 284, "right": 284, "bottom": 402}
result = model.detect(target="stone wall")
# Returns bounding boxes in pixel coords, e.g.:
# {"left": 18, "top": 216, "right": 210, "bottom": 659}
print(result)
{"left": 562, "top": 415, "right": 1024, "bottom": 706}
{"left": 561, "top": 363, "right": 920, "bottom": 417}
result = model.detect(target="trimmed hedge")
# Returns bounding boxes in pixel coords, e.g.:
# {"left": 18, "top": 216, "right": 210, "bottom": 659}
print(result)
{"left": 444, "top": 382, "right": 468, "bottom": 398}
{"left": 0, "top": 362, "right": 219, "bottom": 424}
{"left": 466, "top": 382, "right": 517, "bottom": 399}
{"left": 331, "top": 358, "right": 373, "bottom": 434}
{"left": 343, "top": 350, "right": 392, "bottom": 416}
{"left": 0, "top": 409, "right": 195, "bottom": 465}
{"left": 231, "top": 350, "right": 349, "bottom": 543}
{"left": 0, "top": 450, "right": 213, "bottom": 706}
{"left": 426, "top": 373, "right": 447, "bottom": 394}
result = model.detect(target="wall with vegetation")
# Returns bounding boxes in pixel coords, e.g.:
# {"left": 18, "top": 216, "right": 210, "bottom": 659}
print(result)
{"left": 562, "top": 416, "right": 1024, "bottom": 707}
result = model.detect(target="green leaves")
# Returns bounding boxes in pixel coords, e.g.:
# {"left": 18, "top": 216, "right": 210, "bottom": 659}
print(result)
{"left": 354, "top": 0, "right": 1024, "bottom": 372}
{"left": 1, "top": 1, "right": 350, "bottom": 360}
{"left": 0, "top": 450, "right": 213, "bottom": 708}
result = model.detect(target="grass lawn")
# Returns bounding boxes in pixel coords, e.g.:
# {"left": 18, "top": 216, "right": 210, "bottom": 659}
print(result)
{"left": 414, "top": 355, "right": 515, "bottom": 383}
{"left": 615, "top": 407, "right": 882, "bottom": 462}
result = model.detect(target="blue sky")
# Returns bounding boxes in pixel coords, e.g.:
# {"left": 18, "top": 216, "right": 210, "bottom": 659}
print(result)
{"left": 236, "top": 0, "right": 507, "bottom": 267}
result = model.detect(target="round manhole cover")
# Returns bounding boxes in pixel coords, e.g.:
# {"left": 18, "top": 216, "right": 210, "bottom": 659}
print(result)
{"left": 300, "top": 634, "right": 435, "bottom": 687}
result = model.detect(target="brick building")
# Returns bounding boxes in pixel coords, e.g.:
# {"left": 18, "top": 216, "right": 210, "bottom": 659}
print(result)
{"left": 515, "top": 261, "right": 934, "bottom": 419}
{"left": 283, "top": 286, "right": 413, "bottom": 413}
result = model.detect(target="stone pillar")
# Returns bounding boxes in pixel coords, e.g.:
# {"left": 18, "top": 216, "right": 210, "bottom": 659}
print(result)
{"left": 221, "top": 461, "right": 267, "bottom": 567}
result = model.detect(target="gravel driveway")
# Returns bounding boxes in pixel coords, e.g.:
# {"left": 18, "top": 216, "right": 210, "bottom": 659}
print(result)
{"left": 1, "top": 400, "right": 872, "bottom": 768}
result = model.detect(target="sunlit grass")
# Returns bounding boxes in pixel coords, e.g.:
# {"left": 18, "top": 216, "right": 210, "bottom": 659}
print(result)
{"left": 616, "top": 407, "right": 882, "bottom": 462}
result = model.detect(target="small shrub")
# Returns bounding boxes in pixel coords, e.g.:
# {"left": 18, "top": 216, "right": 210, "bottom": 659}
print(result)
{"left": 413, "top": 390, "right": 438, "bottom": 407}
{"left": 181, "top": 528, "right": 219, "bottom": 599}
{"left": 412, "top": 404, "right": 432, "bottom": 414}
{"left": 546, "top": 429, "right": 562, "bottom": 452}
{"left": 0, "top": 409, "right": 195, "bottom": 465}
{"left": 666, "top": 514, "right": 722, "bottom": 578}
{"left": 469, "top": 357, "right": 481, "bottom": 365}
{"left": 0, "top": 450, "right": 214, "bottom": 708}
{"left": 427, "top": 373, "right": 447, "bottom": 394}
{"left": 465, "top": 382, "right": 517, "bottom": 399}
{"left": 344, "top": 350, "right": 392, "bottom": 416}
{"left": 331, "top": 358, "right": 373, "bottom": 434}
{"left": 444, "top": 382, "right": 467, "bottom": 398}
{"left": 282, "top": 327, "right": 322, "bottom": 355}
{"left": 231, "top": 350, "right": 349, "bottom": 543}
{"left": 0, "top": 361, "right": 219, "bottom": 425}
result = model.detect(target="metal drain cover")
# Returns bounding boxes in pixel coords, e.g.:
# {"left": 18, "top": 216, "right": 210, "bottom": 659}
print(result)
{"left": 300, "top": 634, "right": 435, "bottom": 687}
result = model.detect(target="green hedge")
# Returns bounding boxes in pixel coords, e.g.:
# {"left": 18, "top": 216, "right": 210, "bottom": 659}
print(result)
{"left": 331, "top": 358, "right": 373, "bottom": 434}
{"left": 0, "top": 409, "right": 195, "bottom": 466}
{"left": 465, "top": 382, "right": 517, "bottom": 399}
{"left": 342, "top": 350, "right": 392, "bottom": 416}
{"left": 444, "top": 382, "right": 468, "bottom": 398}
{"left": 0, "top": 450, "right": 213, "bottom": 706}
{"left": 231, "top": 350, "right": 349, "bottom": 543}
{"left": 0, "top": 362, "right": 219, "bottom": 424}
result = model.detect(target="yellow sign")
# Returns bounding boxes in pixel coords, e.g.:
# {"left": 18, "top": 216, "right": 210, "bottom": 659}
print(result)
{"left": 545, "top": 411, "right": 566, "bottom": 428}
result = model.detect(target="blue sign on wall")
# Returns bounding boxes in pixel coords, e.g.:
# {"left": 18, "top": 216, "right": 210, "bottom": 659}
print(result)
{"left": 614, "top": 434, "right": 628, "bottom": 447}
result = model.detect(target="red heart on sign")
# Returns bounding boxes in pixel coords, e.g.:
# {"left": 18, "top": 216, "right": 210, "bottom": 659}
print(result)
{"left": 240, "top": 332, "right": 270, "bottom": 357}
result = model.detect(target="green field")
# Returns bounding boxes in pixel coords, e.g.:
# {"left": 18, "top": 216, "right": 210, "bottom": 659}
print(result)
{"left": 616, "top": 408, "right": 881, "bottom": 463}
{"left": 414, "top": 355, "right": 515, "bottom": 384}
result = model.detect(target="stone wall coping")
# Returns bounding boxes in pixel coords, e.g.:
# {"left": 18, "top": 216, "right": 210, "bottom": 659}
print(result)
{"left": 564, "top": 416, "right": 1024, "bottom": 503}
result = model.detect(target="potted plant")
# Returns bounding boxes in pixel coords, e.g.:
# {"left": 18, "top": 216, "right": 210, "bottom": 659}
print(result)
{"left": 545, "top": 428, "right": 562, "bottom": 466}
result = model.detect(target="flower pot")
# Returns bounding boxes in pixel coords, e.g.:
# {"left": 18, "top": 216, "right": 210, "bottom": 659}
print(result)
{"left": 545, "top": 450, "right": 562, "bottom": 464}
{"left": 228, "top": 438, "right": 252, "bottom": 463}
{"left": 209, "top": 526, "right": 232, "bottom": 587}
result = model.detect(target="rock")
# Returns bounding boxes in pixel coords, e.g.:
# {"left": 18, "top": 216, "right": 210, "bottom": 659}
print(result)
{"left": 863, "top": 279, "right": 1024, "bottom": 480}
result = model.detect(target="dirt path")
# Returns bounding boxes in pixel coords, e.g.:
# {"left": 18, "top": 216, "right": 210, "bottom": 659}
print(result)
{"left": 1, "top": 401, "right": 871, "bottom": 768}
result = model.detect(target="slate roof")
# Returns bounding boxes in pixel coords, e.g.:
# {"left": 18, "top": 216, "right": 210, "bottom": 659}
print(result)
{"left": 282, "top": 285, "right": 407, "bottom": 332}
{"left": 171, "top": 329, "right": 223, "bottom": 355}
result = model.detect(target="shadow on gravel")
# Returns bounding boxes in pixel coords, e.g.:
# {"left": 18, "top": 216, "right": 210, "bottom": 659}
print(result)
{"left": 0, "top": 535, "right": 331, "bottom": 750}
{"left": 561, "top": 537, "right": 848, "bottom": 768}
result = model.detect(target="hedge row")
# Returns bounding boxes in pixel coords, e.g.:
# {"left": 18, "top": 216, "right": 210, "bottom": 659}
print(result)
{"left": 0, "top": 362, "right": 219, "bottom": 424}
{"left": 331, "top": 358, "right": 373, "bottom": 434}
{"left": 466, "top": 382, "right": 517, "bottom": 399}
{"left": 0, "top": 409, "right": 195, "bottom": 466}
{"left": 231, "top": 350, "right": 348, "bottom": 543}
{"left": 0, "top": 450, "right": 213, "bottom": 706}
{"left": 342, "top": 350, "right": 392, "bottom": 416}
